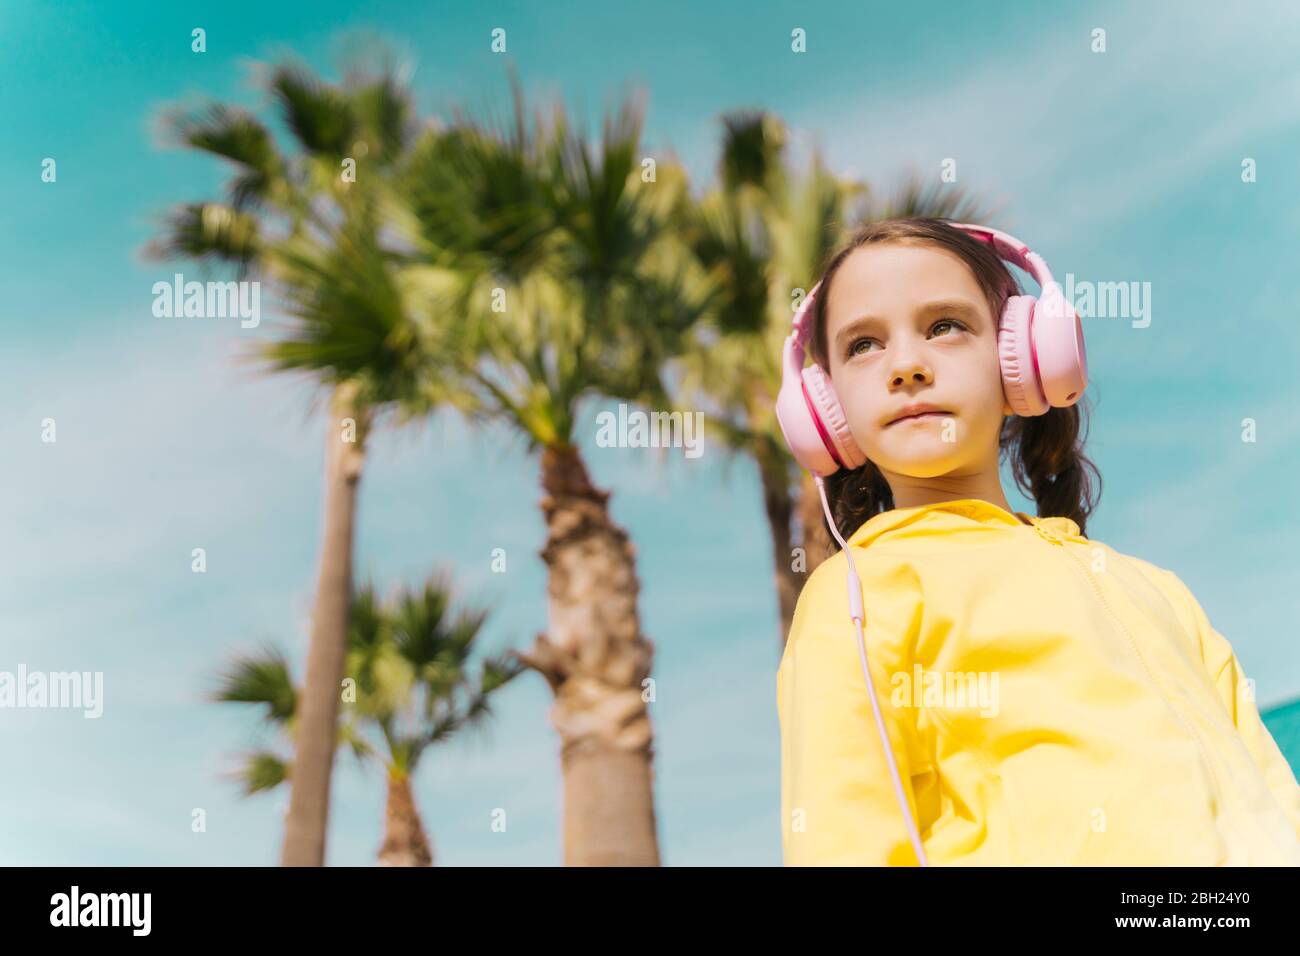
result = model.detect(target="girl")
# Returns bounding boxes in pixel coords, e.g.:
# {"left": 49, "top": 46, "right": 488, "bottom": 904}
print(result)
{"left": 775, "top": 217, "right": 1300, "bottom": 866}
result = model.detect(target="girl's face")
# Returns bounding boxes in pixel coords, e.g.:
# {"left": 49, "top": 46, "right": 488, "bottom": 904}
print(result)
{"left": 822, "top": 242, "right": 1014, "bottom": 481}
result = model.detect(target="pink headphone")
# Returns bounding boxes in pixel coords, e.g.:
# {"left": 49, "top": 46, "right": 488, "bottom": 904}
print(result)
{"left": 775, "top": 222, "right": 1089, "bottom": 477}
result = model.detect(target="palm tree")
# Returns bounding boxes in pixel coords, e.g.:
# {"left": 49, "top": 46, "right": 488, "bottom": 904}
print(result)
{"left": 673, "top": 110, "right": 995, "bottom": 650}
{"left": 397, "top": 75, "right": 708, "bottom": 866}
{"left": 212, "top": 574, "right": 524, "bottom": 865}
{"left": 347, "top": 577, "right": 526, "bottom": 865}
{"left": 148, "top": 52, "right": 450, "bottom": 865}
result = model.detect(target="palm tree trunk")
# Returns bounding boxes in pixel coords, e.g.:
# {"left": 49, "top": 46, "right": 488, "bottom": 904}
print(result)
{"left": 797, "top": 468, "right": 834, "bottom": 579}
{"left": 280, "top": 385, "right": 368, "bottom": 867}
{"left": 758, "top": 453, "right": 801, "bottom": 653}
{"left": 377, "top": 771, "right": 434, "bottom": 866}
{"left": 517, "top": 444, "right": 660, "bottom": 867}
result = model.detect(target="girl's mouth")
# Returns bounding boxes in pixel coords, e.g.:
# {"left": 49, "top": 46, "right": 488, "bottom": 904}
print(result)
{"left": 888, "top": 411, "right": 952, "bottom": 426}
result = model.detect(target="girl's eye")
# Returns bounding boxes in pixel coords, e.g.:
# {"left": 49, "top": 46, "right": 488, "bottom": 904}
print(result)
{"left": 846, "top": 337, "right": 877, "bottom": 358}
{"left": 844, "top": 319, "right": 966, "bottom": 359}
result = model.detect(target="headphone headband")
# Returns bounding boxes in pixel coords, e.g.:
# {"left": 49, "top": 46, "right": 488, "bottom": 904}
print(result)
{"left": 949, "top": 222, "right": 1058, "bottom": 295}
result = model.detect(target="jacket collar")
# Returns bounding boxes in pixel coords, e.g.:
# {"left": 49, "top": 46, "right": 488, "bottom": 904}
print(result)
{"left": 845, "top": 497, "right": 1084, "bottom": 549}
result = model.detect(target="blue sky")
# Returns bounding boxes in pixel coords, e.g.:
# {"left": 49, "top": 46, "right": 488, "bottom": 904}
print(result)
{"left": 2, "top": 0, "right": 1299, "bottom": 865}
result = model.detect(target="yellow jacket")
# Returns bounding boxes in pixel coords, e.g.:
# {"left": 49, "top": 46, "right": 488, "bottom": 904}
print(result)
{"left": 778, "top": 498, "right": 1300, "bottom": 865}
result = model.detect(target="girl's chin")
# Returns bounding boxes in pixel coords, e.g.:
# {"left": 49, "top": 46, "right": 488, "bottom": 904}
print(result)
{"left": 870, "top": 447, "right": 966, "bottom": 477}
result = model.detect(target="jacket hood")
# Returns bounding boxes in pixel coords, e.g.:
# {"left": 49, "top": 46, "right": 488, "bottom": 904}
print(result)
{"left": 845, "top": 497, "right": 1085, "bottom": 550}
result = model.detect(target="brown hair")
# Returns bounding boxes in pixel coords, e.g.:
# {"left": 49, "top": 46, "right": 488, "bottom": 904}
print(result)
{"left": 807, "top": 217, "right": 1101, "bottom": 540}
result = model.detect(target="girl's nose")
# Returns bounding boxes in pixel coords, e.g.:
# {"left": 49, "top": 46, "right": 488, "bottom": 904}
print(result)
{"left": 889, "top": 357, "right": 934, "bottom": 389}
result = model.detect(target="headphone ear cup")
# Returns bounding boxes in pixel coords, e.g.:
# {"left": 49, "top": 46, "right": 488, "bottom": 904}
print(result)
{"left": 998, "top": 295, "right": 1049, "bottom": 417}
{"left": 802, "top": 364, "right": 868, "bottom": 470}
{"left": 776, "top": 334, "right": 842, "bottom": 476}
{"left": 1032, "top": 281, "right": 1089, "bottom": 407}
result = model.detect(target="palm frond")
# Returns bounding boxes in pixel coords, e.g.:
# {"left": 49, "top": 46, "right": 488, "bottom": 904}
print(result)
{"left": 210, "top": 644, "right": 297, "bottom": 724}
{"left": 233, "top": 750, "right": 290, "bottom": 795}
{"left": 259, "top": 214, "right": 425, "bottom": 402}
{"left": 413, "top": 652, "right": 527, "bottom": 763}
{"left": 144, "top": 202, "right": 261, "bottom": 276}
{"left": 337, "top": 716, "right": 376, "bottom": 765}
{"left": 540, "top": 89, "right": 653, "bottom": 291}
{"left": 157, "top": 103, "right": 284, "bottom": 209}
{"left": 682, "top": 189, "right": 772, "bottom": 335}
{"left": 867, "top": 173, "right": 1000, "bottom": 225}
{"left": 389, "top": 575, "right": 452, "bottom": 668}
{"left": 351, "top": 73, "right": 414, "bottom": 166}
{"left": 348, "top": 580, "right": 386, "bottom": 653}
{"left": 719, "top": 109, "right": 788, "bottom": 198}
{"left": 266, "top": 62, "right": 358, "bottom": 157}
{"left": 402, "top": 122, "right": 553, "bottom": 279}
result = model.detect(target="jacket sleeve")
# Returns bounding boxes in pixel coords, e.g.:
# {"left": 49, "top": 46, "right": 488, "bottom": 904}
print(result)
{"left": 1154, "top": 567, "right": 1300, "bottom": 837}
{"left": 777, "top": 557, "right": 932, "bottom": 866}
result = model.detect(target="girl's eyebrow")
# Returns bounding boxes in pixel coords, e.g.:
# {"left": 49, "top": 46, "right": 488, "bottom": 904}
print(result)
{"left": 833, "top": 298, "right": 982, "bottom": 352}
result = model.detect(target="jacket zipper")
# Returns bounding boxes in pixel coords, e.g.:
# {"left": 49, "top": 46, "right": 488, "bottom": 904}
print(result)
{"left": 1027, "top": 524, "right": 1233, "bottom": 806}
